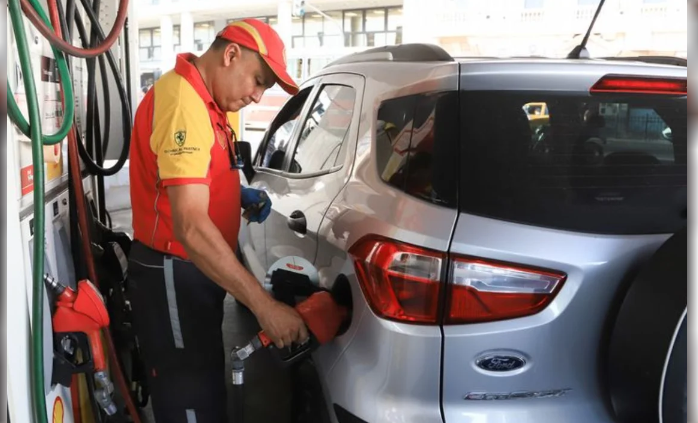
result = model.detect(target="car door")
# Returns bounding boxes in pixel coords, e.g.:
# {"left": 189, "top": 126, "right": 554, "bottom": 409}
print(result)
{"left": 263, "top": 73, "right": 364, "bottom": 273}
{"left": 239, "top": 81, "right": 320, "bottom": 281}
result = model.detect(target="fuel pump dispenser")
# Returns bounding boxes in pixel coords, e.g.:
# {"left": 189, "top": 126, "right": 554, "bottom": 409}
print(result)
{"left": 6, "top": 0, "right": 142, "bottom": 421}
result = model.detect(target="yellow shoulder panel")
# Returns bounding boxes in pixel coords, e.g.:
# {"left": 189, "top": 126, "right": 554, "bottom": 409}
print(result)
{"left": 150, "top": 72, "right": 214, "bottom": 182}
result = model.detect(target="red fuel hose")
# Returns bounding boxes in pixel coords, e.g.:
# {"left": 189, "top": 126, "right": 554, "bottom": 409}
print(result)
{"left": 46, "top": 1, "right": 142, "bottom": 422}
{"left": 22, "top": 0, "right": 129, "bottom": 58}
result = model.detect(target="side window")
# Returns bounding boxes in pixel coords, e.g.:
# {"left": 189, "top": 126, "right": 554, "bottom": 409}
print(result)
{"left": 288, "top": 85, "right": 356, "bottom": 175}
{"left": 259, "top": 87, "right": 312, "bottom": 170}
{"left": 376, "top": 96, "right": 417, "bottom": 188}
{"left": 375, "top": 92, "right": 457, "bottom": 207}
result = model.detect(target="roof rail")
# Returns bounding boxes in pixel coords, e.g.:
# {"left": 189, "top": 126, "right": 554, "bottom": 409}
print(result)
{"left": 326, "top": 43, "right": 454, "bottom": 67}
{"left": 600, "top": 56, "right": 687, "bottom": 67}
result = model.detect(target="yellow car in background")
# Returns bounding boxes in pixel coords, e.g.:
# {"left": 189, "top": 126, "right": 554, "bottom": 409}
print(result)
{"left": 523, "top": 102, "right": 549, "bottom": 128}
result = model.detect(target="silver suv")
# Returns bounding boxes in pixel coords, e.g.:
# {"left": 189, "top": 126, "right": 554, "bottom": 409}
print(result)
{"left": 238, "top": 44, "right": 687, "bottom": 423}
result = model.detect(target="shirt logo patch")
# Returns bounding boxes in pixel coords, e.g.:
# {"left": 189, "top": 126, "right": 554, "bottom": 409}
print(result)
{"left": 174, "top": 130, "right": 187, "bottom": 147}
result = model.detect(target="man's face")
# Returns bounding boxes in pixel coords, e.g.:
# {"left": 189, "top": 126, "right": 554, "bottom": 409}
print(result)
{"left": 212, "top": 44, "right": 276, "bottom": 113}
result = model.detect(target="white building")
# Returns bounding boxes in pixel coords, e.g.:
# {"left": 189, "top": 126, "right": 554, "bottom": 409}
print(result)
{"left": 406, "top": 0, "right": 688, "bottom": 59}
{"left": 135, "top": 0, "right": 404, "bottom": 89}
{"left": 133, "top": 0, "right": 686, "bottom": 129}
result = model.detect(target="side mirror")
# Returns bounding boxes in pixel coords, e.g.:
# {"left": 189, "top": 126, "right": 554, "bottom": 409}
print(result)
{"left": 237, "top": 141, "right": 255, "bottom": 183}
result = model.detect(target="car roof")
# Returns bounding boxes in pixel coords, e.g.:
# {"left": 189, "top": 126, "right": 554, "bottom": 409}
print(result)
{"left": 314, "top": 45, "right": 686, "bottom": 93}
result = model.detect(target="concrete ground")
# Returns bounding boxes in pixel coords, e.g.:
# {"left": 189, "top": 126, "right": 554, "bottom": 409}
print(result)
{"left": 109, "top": 208, "right": 295, "bottom": 423}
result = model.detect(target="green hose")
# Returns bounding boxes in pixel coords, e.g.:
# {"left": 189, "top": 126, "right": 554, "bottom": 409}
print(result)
{"left": 8, "top": 0, "right": 50, "bottom": 422}
{"left": 7, "top": 0, "right": 75, "bottom": 145}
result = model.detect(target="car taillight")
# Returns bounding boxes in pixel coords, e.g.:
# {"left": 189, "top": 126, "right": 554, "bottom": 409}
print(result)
{"left": 349, "top": 236, "right": 445, "bottom": 324}
{"left": 350, "top": 236, "right": 566, "bottom": 325}
{"left": 445, "top": 258, "right": 566, "bottom": 324}
{"left": 590, "top": 75, "right": 687, "bottom": 95}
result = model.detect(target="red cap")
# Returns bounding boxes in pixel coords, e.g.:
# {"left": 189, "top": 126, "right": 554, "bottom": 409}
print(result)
{"left": 217, "top": 19, "right": 299, "bottom": 95}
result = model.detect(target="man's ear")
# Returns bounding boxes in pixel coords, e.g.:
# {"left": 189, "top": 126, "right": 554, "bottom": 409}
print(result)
{"left": 223, "top": 43, "right": 243, "bottom": 66}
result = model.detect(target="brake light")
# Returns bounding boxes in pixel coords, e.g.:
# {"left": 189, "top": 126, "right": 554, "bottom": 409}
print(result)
{"left": 349, "top": 236, "right": 445, "bottom": 324}
{"left": 445, "top": 258, "right": 566, "bottom": 324}
{"left": 591, "top": 75, "right": 687, "bottom": 95}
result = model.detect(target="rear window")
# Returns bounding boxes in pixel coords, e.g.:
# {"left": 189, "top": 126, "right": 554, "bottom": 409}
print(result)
{"left": 460, "top": 92, "right": 687, "bottom": 235}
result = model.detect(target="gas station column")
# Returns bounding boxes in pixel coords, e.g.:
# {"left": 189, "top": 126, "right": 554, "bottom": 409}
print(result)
{"left": 180, "top": 12, "right": 194, "bottom": 53}
{"left": 160, "top": 15, "right": 175, "bottom": 72}
{"left": 277, "top": 0, "right": 293, "bottom": 53}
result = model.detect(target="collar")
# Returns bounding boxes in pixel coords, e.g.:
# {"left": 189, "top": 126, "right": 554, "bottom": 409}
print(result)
{"left": 174, "top": 53, "right": 225, "bottom": 116}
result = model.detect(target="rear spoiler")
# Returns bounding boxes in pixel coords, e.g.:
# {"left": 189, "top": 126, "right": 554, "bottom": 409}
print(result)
{"left": 600, "top": 56, "right": 687, "bottom": 67}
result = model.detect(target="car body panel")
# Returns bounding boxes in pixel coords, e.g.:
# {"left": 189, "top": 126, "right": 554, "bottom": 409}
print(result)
{"left": 238, "top": 57, "right": 687, "bottom": 423}
{"left": 263, "top": 73, "right": 366, "bottom": 270}
{"left": 240, "top": 78, "right": 322, "bottom": 273}
{"left": 307, "top": 64, "right": 460, "bottom": 423}
{"left": 442, "top": 214, "right": 669, "bottom": 423}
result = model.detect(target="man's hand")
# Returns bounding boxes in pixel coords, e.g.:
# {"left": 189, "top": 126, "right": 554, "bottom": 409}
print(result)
{"left": 241, "top": 186, "right": 272, "bottom": 223}
{"left": 256, "top": 301, "right": 309, "bottom": 349}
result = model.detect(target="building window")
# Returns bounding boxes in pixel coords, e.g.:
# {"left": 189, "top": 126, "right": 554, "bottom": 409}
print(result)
{"left": 303, "top": 13, "right": 323, "bottom": 48}
{"left": 343, "top": 8, "right": 403, "bottom": 48}
{"left": 228, "top": 16, "right": 277, "bottom": 26}
{"left": 139, "top": 28, "right": 161, "bottom": 61}
{"left": 290, "top": 7, "right": 402, "bottom": 49}
{"left": 227, "top": 16, "right": 278, "bottom": 32}
{"left": 524, "top": 0, "right": 545, "bottom": 8}
{"left": 173, "top": 25, "right": 181, "bottom": 52}
{"left": 194, "top": 21, "right": 215, "bottom": 51}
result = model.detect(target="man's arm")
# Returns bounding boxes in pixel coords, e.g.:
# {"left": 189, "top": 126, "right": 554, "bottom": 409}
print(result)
{"left": 167, "top": 184, "right": 308, "bottom": 348}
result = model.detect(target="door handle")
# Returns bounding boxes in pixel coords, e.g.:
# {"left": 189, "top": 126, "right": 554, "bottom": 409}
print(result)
{"left": 287, "top": 211, "right": 307, "bottom": 235}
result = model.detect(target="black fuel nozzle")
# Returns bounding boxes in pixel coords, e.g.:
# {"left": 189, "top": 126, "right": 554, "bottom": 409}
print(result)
{"left": 266, "top": 335, "right": 317, "bottom": 368}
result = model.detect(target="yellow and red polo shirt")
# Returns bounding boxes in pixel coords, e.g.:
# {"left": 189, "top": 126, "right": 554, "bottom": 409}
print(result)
{"left": 129, "top": 53, "right": 241, "bottom": 259}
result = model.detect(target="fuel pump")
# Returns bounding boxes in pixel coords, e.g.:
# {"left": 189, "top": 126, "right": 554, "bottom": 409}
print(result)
{"left": 7, "top": 0, "right": 141, "bottom": 421}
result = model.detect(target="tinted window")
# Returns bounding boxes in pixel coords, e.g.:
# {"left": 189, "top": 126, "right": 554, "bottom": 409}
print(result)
{"left": 461, "top": 92, "right": 687, "bottom": 234}
{"left": 376, "top": 92, "right": 458, "bottom": 207}
{"left": 289, "top": 85, "right": 356, "bottom": 175}
{"left": 259, "top": 87, "right": 312, "bottom": 170}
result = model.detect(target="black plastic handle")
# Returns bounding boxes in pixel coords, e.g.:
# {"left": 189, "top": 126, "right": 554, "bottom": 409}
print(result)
{"left": 287, "top": 210, "right": 307, "bottom": 235}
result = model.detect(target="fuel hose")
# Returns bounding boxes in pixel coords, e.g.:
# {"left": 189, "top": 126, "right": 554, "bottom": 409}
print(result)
{"left": 8, "top": 0, "right": 50, "bottom": 421}
{"left": 8, "top": 0, "right": 140, "bottom": 419}
{"left": 20, "top": 0, "right": 130, "bottom": 58}
{"left": 56, "top": 0, "right": 111, "bottom": 224}
{"left": 6, "top": 0, "right": 75, "bottom": 145}
{"left": 41, "top": 0, "right": 142, "bottom": 419}
{"left": 61, "top": 0, "right": 133, "bottom": 178}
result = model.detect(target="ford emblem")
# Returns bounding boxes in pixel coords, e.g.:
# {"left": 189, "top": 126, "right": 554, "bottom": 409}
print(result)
{"left": 476, "top": 355, "right": 526, "bottom": 372}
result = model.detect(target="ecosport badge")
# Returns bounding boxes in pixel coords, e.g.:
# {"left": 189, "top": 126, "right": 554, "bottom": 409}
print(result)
{"left": 464, "top": 389, "right": 571, "bottom": 401}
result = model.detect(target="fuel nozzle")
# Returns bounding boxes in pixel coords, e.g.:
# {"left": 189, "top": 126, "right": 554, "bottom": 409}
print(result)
{"left": 44, "top": 274, "right": 67, "bottom": 295}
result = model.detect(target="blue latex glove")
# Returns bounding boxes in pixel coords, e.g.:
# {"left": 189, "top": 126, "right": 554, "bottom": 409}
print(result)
{"left": 241, "top": 186, "right": 272, "bottom": 223}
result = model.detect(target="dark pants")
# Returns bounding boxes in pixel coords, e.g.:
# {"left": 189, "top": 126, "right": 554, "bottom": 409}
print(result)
{"left": 128, "top": 241, "right": 228, "bottom": 423}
